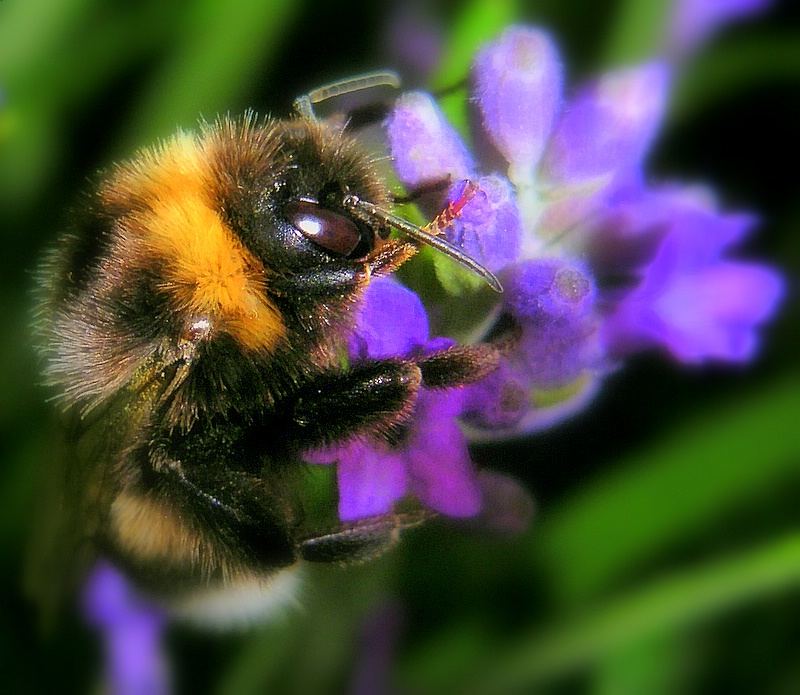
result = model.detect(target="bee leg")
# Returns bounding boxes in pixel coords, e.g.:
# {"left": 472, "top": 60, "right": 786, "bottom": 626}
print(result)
{"left": 275, "top": 344, "right": 502, "bottom": 450}
{"left": 279, "top": 359, "right": 423, "bottom": 448}
{"left": 415, "top": 343, "right": 501, "bottom": 389}
{"left": 298, "top": 510, "right": 431, "bottom": 564}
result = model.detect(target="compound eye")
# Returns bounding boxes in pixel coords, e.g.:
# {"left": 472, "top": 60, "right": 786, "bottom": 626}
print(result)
{"left": 285, "top": 199, "right": 370, "bottom": 258}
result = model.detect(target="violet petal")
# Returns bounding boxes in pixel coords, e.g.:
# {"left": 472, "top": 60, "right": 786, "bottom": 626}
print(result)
{"left": 668, "top": 0, "right": 773, "bottom": 58}
{"left": 349, "top": 277, "right": 430, "bottom": 360}
{"left": 503, "top": 259, "right": 602, "bottom": 389}
{"left": 463, "top": 361, "right": 530, "bottom": 430}
{"left": 336, "top": 442, "right": 408, "bottom": 521}
{"left": 444, "top": 175, "right": 522, "bottom": 273}
{"left": 601, "top": 188, "right": 784, "bottom": 365}
{"left": 406, "top": 389, "right": 481, "bottom": 517}
{"left": 473, "top": 26, "right": 563, "bottom": 177}
{"left": 650, "top": 261, "right": 784, "bottom": 362}
{"left": 385, "top": 91, "right": 475, "bottom": 188}
{"left": 505, "top": 258, "right": 596, "bottom": 321}
{"left": 543, "top": 62, "right": 670, "bottom": 191}
{"left": 82, "top": 562, "right": 170, "bottom": 695}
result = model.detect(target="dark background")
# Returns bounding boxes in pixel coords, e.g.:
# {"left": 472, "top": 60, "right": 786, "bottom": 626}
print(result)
{"left": 1, "top": 0, "right": 798, "bottom": 692}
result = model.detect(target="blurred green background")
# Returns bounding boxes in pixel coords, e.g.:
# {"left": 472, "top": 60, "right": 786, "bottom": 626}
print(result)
{"left": 1, "top": 0, "right": 798, "bottom": 692}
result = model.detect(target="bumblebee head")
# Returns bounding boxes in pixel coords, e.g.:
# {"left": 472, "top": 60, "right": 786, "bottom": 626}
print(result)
{"left": 207, "top": 116, "right": 416, "bottom": 350}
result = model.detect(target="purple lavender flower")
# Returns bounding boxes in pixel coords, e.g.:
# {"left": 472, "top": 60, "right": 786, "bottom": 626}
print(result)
{"left": 599, "top": 186, "right": 784, "bottom": 363}
{"left": 541, "top": 62, "right": 670, "bottom": 193}
{"left": 306, "top": 277, "right": 481, "bottom": 521}
{"left": 443, "top": 176, "right": 522, "bottom": 273}
{"left": 463, "top": 259, "right": 603, "bottom": 435}
{"left": 386, "top": 27, "right": 659, "bottom": 433}
{"left": 384, "top": 24, "right": 782, "bottom": 439}
{"left": 388, "top": 28, "right": 672, "bottom": 236}
{"left": 82, "top": 561, "right": 170, "bottom": 695}
{"left": 667, "top": 0, "right": 773, "bottom": 58}
{"left": 314, "top": 20, "right": 781, "bottom": 522}
{"left": 473, "top": 27, "right": 563, "bottom": 180}
{"left": 502, "top": 260, "right": 602, "bottom": 387}
{"left": 385, "top": 91, "right": 474, "bottom": 187}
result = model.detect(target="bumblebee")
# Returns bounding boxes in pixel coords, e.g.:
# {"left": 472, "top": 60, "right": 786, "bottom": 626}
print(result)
{"left": 33, "top": 74, "right": 501, "bottom": 624}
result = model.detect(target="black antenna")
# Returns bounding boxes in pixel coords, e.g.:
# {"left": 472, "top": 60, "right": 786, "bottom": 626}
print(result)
{"left": 344, "top": 194, "right": 503, "bottom": 294}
